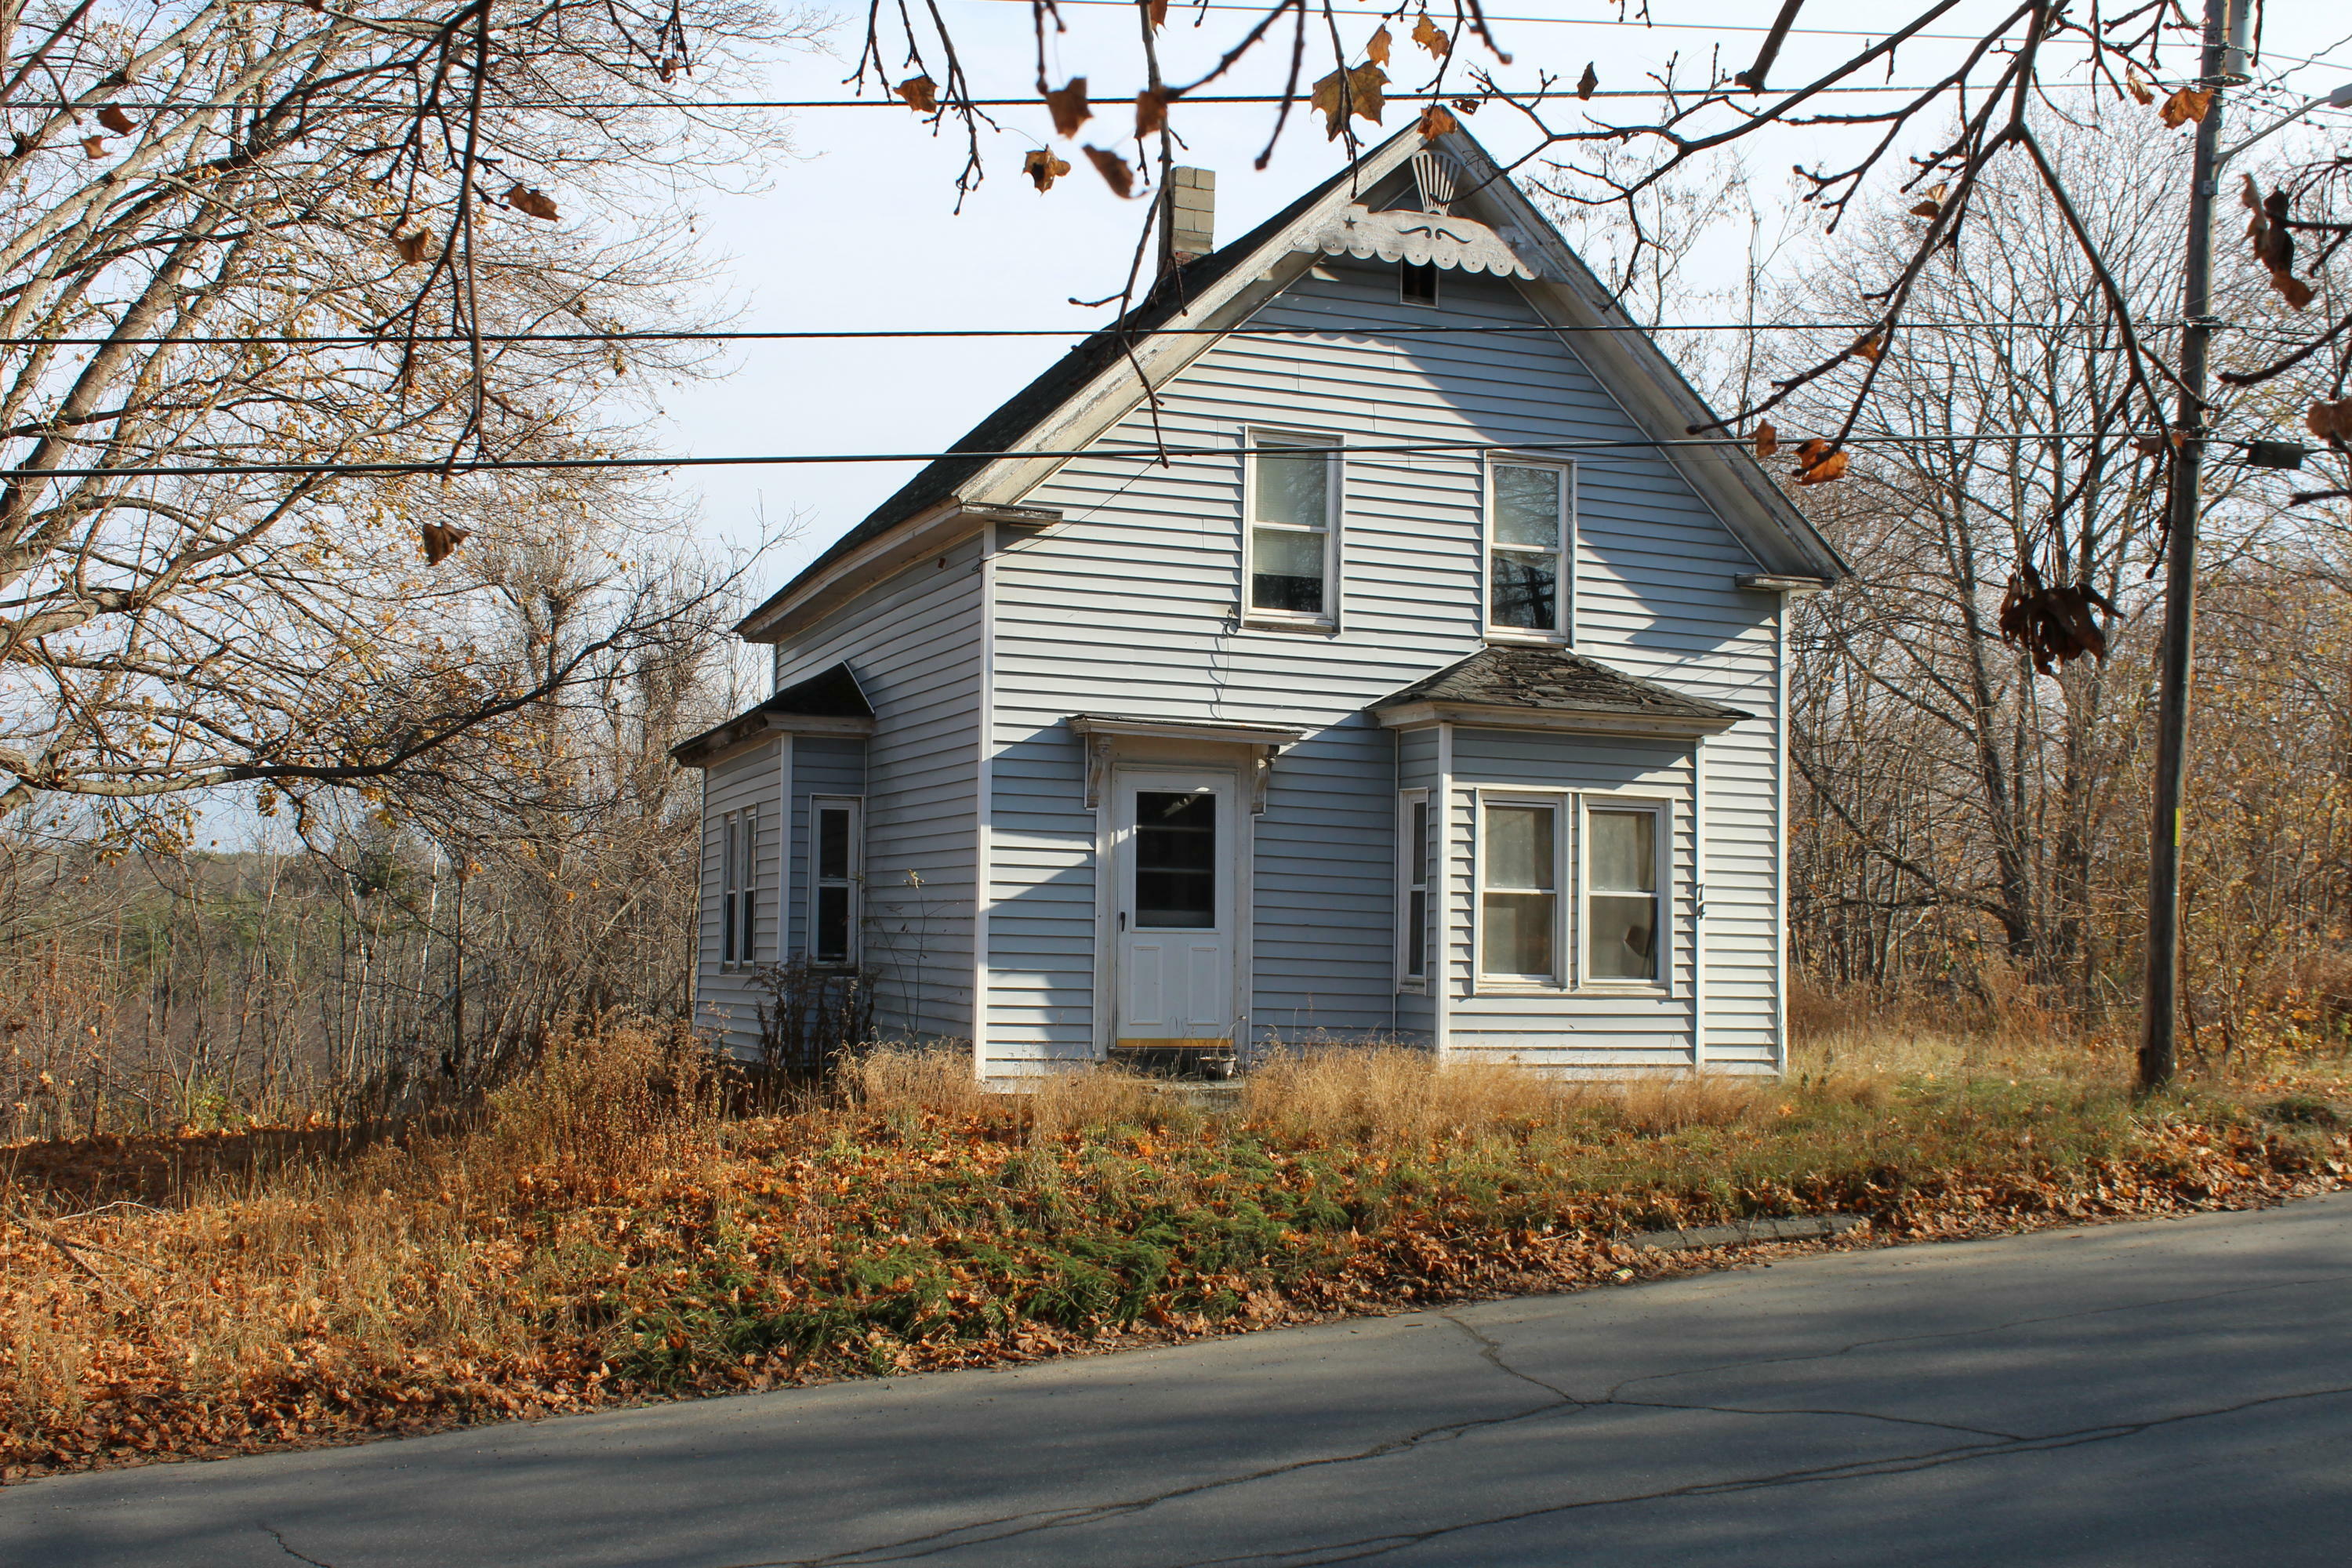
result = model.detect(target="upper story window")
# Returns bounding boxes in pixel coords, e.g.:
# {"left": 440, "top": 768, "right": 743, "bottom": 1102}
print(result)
{"left": 1400, "top": 260, "right": 1439, "bottom": 307}
{"left": 1486, "top": 459, "right": 1572, "bottom": 640}
{"left": 1245, "top": 430, "right": 1339, "bottom": 626}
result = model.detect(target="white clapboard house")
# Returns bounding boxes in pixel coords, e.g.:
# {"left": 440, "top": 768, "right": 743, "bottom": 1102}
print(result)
{"left": 672, "top": 125, "right": 1845, "bottom": 1080}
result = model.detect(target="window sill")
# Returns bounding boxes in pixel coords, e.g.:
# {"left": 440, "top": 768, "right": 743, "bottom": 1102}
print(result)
{"left": 1483, "top": 630, "right": 1570, "bottom": 647}
{"left": 1473, "top": 978, "right": 1566, "bottom": 996}
{"left": 1241, "top": 615, "right": 1338, "bottom": 637}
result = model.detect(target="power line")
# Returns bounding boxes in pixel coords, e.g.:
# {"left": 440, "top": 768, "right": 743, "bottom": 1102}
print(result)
{"left": 953, "top": 0, "right": 2027, "bottom": 45}
{"left": 0, "top": 321, "right": 2183, "bottom": 349}
{"left": 0, "top": 429, "right": 2220, "bottom": 482}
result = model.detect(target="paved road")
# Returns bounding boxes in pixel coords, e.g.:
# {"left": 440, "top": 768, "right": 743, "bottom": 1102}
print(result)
{"left": 11, "top": 1196, "right": 2352, "bottom": 1567}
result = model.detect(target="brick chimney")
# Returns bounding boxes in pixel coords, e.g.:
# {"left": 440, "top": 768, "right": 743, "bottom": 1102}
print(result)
{"left": 1160, "top": 167, "right": 1214, "bottom": 274}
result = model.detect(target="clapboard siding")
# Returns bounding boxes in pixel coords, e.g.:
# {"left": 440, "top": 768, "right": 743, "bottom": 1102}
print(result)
{"left": 771, "top": 535, "right": 984, "bottom": 1043}
{"left": 695, "top": 739, "right": 783, "bottom": 1056}
{"left": 982, "top": 256, "right": 1782, "bottom": 1074}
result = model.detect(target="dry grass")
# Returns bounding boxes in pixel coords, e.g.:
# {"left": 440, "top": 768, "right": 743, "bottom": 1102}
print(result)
{"left": 7, "top": 1018, "right": 2351, "bottom": 1480}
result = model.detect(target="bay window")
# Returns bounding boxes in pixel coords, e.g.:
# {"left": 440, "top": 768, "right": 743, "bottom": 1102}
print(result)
{"left": 1584, "top": 804, "right": 1663, "bottom": 983}
{"left": 1479, "top": 797, "right": 1559, "bottom": 985}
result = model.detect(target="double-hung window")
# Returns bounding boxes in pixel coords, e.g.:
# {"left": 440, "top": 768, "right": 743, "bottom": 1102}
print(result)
{"left": 1396, "top": 790, "right": 1431, "bottom": 988}
{"left": 1583, "top": 803, "right": 1663, "bottom": 983}
{"left": 1479, "top": 797, "right": 1560, "bottom": 985}
{"left": 1245, "top": 430, "right": 1338, "bottom": 625}
{"left": 720, "top": 807, "right": 757, "bottom": 969}
{"left": 809, "top": 796, "right": 862, "bottom": 967}
{"left": 1486, "top": 459, "right": 1571, "bottom": 638}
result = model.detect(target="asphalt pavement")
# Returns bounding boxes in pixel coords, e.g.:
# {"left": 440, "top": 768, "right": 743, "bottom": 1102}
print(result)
{"left": 9, "top": 1192, "right": 2352, "bottom": 1566}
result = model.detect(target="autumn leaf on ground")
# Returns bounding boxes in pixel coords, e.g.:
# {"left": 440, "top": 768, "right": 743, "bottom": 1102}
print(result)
{"left": 896, "top": 75, "right": 938, "bottom": 114}
{"left": 1793, "top": 440, "right": 1849, "bottom": 485}
{"left": 1414, "top": 13, "right": 1449, "bottom": 56}
{"left": 2125, "top": 70, "right": 2154, "bottom": 106}
{"left": 1417, "top": 105, "right": 1459, "bottom": 140}
{"left": 1045, "top": 77, "right": 1091, "bottom": 139}
{"left": 2310, "top": 400, "right": 2352, "bottom": 444}
{"left": 420, "top": 523, "right": 470, "bottom": 566}
{"left": 1367, "top": 26, "right": 1392, "bottom": 67}
{"left": 2160, "top": 86, "right": 2212, "bottom": 128}
{"left": 96, "top": 105, "right": 135, "bottom": 135}
{"left": 503, "top": 184, "right": 559, "bottom": 220}
{"left": 1577, "top": 62, "right": 1599, "bottom": 100}
{"left": 1083, "top": 145, "right": 1134, "bottom": 198}
{"left": 1753, "top": 422, "right": 1779, "bottom": 459}
{"left": 392, "top": 228, "right": 432, "bottom": 266}
{"left": 80, "top": 136, "right": 107, "bottom": 158}
{"left": 1135, "top": 89, "right": 1171, "bottom": 138}
{"left": 1022, "top": 149, "right": 1070, "bottom": 192}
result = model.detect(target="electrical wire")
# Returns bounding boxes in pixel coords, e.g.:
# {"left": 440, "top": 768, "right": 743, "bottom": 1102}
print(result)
{"left": 0, "top": 429, "right": 2250, "bottom": 483}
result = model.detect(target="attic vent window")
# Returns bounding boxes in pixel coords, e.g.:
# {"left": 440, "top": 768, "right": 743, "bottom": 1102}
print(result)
{"left": 1400, "top": 261, "right": 1439, "bottom": 307}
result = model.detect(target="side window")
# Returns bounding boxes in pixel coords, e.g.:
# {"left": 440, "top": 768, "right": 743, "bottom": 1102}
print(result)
{"left": 1487, "top": 460, "right": 1571, "bottom": 639}
{"left": 1397, "top": 790, "right": 1431, "bottom": 989}
{"left": 810, "top": 797, "right": 862, "bottom": 966}
{"left": 720, "top": 808, "right": 757, "bottom": 968}
{"left": 1244, "top": 431, "right": 1339, "bottom": 626}
{"left": 1584, "top": 804, "right": 1663, "bottom": 984}
{"left": 1399, "top": 260, "right": 1439, "bottom": 307}
{"left": 1478, "top": 796, "right": 1561, "bottom": 985}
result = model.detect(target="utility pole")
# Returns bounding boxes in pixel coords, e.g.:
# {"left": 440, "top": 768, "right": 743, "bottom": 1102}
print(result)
{"left": 2139, "top": 0, "right": 2245, "bottom": 1093}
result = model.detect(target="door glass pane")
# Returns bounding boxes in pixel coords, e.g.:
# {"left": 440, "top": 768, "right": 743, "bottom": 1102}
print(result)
{"left": 817, "top": 807, "right": 851, "bottom": 880}
{"left": 1483, "top": 804, "right": 1554, "bottom": 891}
{"left": 1482, "top": 892, "right": 1554, "bottom": 978}
{"left": 1494, "top": 466, "right": 1560, "bottom": 549}
{"left": 1253, "top": 448, "right": 1327, "bottom": 528}
{"left": 1490, "top": 553, "right": 1558, "bottom": 630}
{"left": 815, "top": 885, "right": 851, "bottom": 964}
{"left": 1135, "top": 791, "right": 1217, "bottom": 928}
{"left": 1588, "top": 895, "right": 1657, "bottom": 980}
{"left": 1588, "top": 810, "right": 1656, "bottom": 892}
{"left": 1250, "top": 525, "right": 1326, "bottom": 614}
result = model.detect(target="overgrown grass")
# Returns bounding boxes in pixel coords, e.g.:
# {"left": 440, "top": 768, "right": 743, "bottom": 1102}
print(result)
{"left": 6, "top": 1021, "right": 2350, "bottom": 1479}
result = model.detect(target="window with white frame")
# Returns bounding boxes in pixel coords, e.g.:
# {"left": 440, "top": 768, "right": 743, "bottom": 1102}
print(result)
{"left": 1245, "top": 431, "right": 1338, "bottom": 622}
{"left": 809, "top": 796, "right": 862, "bottom": 966}
{"left": 1583, "top": 803, "right": 1663, "bottom": 983}
{"left": 1486, "top": 459, "right": 1571, "bottom": 637}
{"left": 1396, "top": 790, "right": 1431, "bottom": 987}
{"left": 720, "top": 807, "right": 757, "bottom": 969}
{"left": 1479, "top": 796, "right": 1560, "bottom": 985}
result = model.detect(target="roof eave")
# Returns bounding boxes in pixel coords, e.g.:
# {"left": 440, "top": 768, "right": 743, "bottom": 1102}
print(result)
{"left": 670, "top": 708, "right": 877, "bottom": 769}
{"left": 735, "top": 502, "right": 1060, "bottom": 644}
{"left": 1370, "top": 699, "right": 1746, "bottom": 738}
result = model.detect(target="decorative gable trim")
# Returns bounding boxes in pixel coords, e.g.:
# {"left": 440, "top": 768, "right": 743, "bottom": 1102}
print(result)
{"left": 1292, "top": 204, "right": 1535, "bottom": 278}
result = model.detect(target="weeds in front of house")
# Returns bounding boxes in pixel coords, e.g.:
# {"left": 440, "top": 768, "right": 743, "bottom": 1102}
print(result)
{"left": 6, "top": 1019, "right": 2351, "bottom": 1479}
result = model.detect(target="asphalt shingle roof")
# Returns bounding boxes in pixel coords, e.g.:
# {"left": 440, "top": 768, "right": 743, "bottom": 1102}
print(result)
{"left": 1370, "top": 644, "right": 1751, "bottom": 724}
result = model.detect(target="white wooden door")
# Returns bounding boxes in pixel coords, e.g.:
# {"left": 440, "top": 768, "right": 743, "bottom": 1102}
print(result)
{"left": 1113, "top": 771, "right": 1237, "bottom": 1047}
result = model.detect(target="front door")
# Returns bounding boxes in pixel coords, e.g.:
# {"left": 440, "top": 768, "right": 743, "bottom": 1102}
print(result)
{"left": 1113, "top": 771, "right": 1238, "bottom": 1049}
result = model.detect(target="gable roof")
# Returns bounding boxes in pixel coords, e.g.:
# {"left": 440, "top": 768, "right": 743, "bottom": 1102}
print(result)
{"left": 1369, "top": 645, "right": 1750, "bottom": 733}
{"left": 737, "top": 125, "right": 1845, "bottom": 642}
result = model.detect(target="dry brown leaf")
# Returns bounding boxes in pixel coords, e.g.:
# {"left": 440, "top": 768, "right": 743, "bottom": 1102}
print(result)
{"left": 2125, "top": 71, "right": 2154, "bottom": 106}
{"left": 1021, "top": 148, "right": 1071, "bottom": 192}
{"left": 1853, "top": 334, "right": 1884, "bottom": 362}
{"left": 2160, "top": 85, "right": 2212, "bottom": 128}
{"left": 896, "top": 75, "right": 938, "bottom": 114}
{"left": 1135, "top": 89, "right": 1170, "bottom": 138}
{"left": 1044, "top": 77, "right": 1091, "bottom": 140}
{"left": 1577, "top": 62, "right": 1599, "bottom": 100}
{"left": 1416, "top": 104, "right": 1459, "bottom": 140}
{"left": 1311, "top": 64, "right": 1388, "bottom": 139}
{"left": 1367, "top": 25, "right": 1392, "bottom": 67}
{"left": 420, "top": 523, "right": 470, "bottom": 566}
{"left": 1998, "top": 568, "right": 2116, "bottom": 673}
{"left": 1452, "top": 96, "right": 1481, "bottom": 114}
{"left": 1793, "top": 440, "right": 1849, "bottom": 485}
{"left": 96, "top": 105, "right": 135, "bottom": 135}
{"left": 1147, "top": 0, "right": 1169, "bottom": 28}
{"left": 1752, "top": 422, "right": 1778, "bottom": 459}
{"left": 2132, "top": 433, "right": 2170, "bottom": 459}
{"left": 2309, "top": 400, "right": 2352, "bottom": 444}
{"left": 1414, "top": 13, "right": 1449, "bottom": 56}
{"left": 80, "top": 136, "right": 107, "bottom": 159}
{"left": 392, "top": 228, "right": 432, "bottom": 266}
{"left": 1907, "top": 181, "right": 1948, "bottom": 220}
{"left": 2241, "top": 175, "right": 2316, "bottom": 312}
{"left": 503, "top": 184, "right": 559, "bottom": 220}
{"left": 1082, "top": 144, "right": 1134, "bottom": 198}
